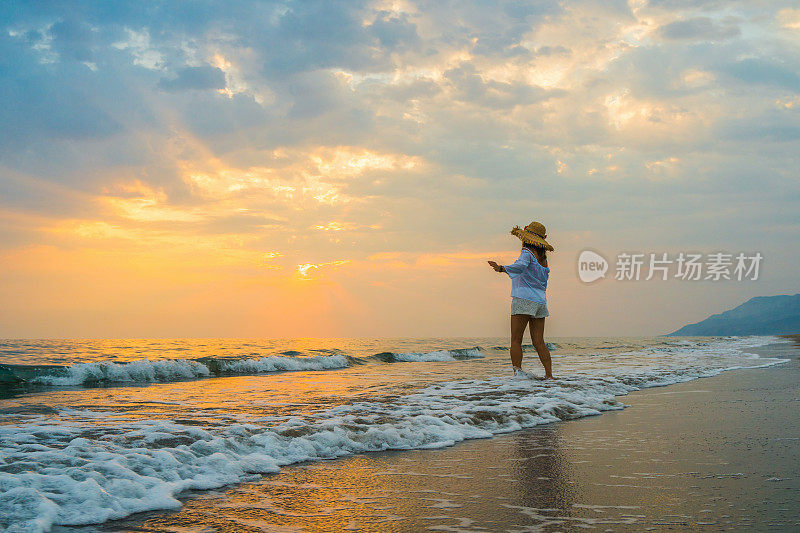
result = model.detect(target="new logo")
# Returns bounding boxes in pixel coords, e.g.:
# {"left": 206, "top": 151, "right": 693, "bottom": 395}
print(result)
{"left": 578, "top": 250, "right": 608, "bottom": 283}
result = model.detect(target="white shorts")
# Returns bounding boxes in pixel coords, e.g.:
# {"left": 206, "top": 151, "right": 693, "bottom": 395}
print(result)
{"left": 511, "top": 297, "right": 549, "bottom": 318}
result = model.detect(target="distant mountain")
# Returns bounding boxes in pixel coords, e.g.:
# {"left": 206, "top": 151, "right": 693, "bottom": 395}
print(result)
{"left": 668, "top": 294, "right": 800, "bottom": 336}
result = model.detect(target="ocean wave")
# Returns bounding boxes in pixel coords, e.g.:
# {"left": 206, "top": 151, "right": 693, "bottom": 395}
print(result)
{"left": 219, "top": 354, "right": 349, "bottom": 374}
{"left": 10, "top": 355, "right": 349, "bottom": 387}
{"left": 0, "top": 347, "right": 486, "bottom": 389}
{"left": 1, "top": 340, "right": 788, "bottom": 532}
{"left": 378, "top": 347, "right": 485, "bottom": 362}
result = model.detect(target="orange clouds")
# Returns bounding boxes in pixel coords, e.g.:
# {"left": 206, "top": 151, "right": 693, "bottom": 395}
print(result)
{"left": 179, "top": 146, "right": 423, "bottom": 207}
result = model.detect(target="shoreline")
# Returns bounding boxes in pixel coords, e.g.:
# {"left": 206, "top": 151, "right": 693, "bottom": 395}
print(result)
{"left": 58, "top": 338, "right": 800, "bottom": 532}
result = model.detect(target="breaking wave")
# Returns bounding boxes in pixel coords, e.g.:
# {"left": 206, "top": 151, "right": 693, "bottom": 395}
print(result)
{"left": 0, "top": 348, "right": 485, "bottom": 389}
{"left": 370, "top": 347, "right": 484, "bottom": 363}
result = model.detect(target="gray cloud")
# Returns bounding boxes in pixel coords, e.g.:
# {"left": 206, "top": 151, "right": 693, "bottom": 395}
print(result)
{"left": 49, "top": 17, "right": 97, "bottom": 61}
{"left": 443, "top": 62, "right": 561, "bottom": 109}
{"left": 369, "top": 11, "right": 421, "bottom": 50}
{"left": 659, "top": 16, "right": 740, "bottom": 41}
{"left": 158, "top": 66, "right": 226, "bottom": 92}
{"left": 0, "top": 45, "right": 123, "bottom": 149}
{"left": 261, "top": 1, "right": 389, "bottom": 75}
{"left": 179, "top": 92, "right": 273, "bottom": 139}
{"left": 717, "top": 112, "right": 800, "bottom": 142}
{"left": 719, "top": 58, "right": 800, "bottom": 91}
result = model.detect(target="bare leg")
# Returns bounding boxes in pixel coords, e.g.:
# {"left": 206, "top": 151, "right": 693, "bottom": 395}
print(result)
{"left": 529, "top": 317, "right": 554, "bottom": 379}
{"left": 510, "top": 314, "right": 529, "bottom": 371}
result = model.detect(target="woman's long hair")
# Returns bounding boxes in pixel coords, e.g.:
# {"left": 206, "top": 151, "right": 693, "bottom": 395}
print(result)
{"left": 523, "top": 242, "right": 547, "bottom": 263}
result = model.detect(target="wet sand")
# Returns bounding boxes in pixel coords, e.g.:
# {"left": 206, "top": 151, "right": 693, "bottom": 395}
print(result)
{"left": 63, "top": 338, "right": 800, "bottom": 532}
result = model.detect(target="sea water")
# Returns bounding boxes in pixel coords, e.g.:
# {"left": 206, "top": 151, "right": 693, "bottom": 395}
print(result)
{"left": 0, "top": 336, "right": 789, "bottom": 532}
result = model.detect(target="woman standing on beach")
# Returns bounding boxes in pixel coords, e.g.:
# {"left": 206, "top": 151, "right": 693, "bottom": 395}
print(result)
{"left": 488, "top": 221, "right": 554, "bottom": 379}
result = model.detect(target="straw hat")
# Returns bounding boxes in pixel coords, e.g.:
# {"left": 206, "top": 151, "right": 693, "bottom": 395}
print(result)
{"left": 511, "top": 221, "right": 554, "bottom": 251}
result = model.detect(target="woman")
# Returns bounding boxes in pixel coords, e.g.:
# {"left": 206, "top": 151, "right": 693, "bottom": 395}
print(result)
{"left": 488, "top": 221, "right": 554, "bottom": 379}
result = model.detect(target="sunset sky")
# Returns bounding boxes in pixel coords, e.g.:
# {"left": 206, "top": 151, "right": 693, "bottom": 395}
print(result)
{"left": 1, "top": 1, "right": 798, "bottom": 338}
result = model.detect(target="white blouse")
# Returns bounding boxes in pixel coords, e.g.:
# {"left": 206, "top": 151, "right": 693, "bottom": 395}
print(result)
{"left": 504, "top": 248, "right": 549, "bottom": 304}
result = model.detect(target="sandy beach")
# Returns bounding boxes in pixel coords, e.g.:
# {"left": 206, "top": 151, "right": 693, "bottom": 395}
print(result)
{"left": 50, "top": 337, "right": 799, "bottom": 532}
